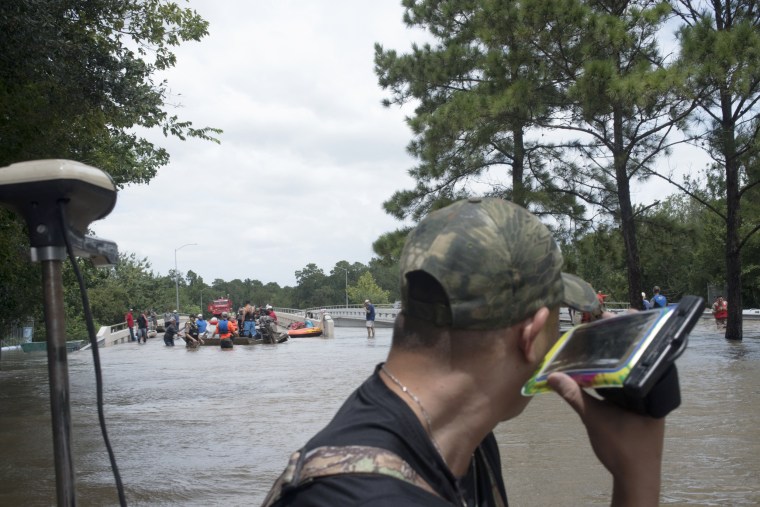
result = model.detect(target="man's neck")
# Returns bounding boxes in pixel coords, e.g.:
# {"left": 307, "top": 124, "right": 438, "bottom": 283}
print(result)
{"left": 381, "top": 356, "right": 500, "bottom": 476}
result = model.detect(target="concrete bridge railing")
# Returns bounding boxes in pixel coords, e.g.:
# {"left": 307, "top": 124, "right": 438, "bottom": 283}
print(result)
{"left": 89, "top": 322, "right": 132, "bottom": 348}
{"left": 84, "top": 317, "right": 185, "bottom": 350}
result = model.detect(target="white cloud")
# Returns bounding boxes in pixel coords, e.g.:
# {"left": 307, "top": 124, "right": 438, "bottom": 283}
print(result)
{"left": 92, "top": 1, "right": 424, "bottom": 287}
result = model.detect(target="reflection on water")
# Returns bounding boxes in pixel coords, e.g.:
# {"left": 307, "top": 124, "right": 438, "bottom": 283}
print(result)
{"left": 1, "top": 321, "right": 759, "bottom": 506}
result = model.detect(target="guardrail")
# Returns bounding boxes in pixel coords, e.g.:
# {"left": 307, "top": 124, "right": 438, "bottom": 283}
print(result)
{"left": 82, "top": 317, "right": 187, "bottom": 350}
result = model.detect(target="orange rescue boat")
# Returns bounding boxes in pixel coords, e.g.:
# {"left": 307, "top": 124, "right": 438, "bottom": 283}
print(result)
{"left": 287, "top": 327, "right": 323, "bottom": 338}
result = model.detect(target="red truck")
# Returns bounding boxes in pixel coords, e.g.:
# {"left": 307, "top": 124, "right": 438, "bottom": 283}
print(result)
{"left": 207, "top": 297, "right": 233, "bottom": 317}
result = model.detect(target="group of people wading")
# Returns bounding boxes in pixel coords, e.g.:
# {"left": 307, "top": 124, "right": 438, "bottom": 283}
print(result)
{"left": 160, "top": 301, "right": 278, "bottom": 349}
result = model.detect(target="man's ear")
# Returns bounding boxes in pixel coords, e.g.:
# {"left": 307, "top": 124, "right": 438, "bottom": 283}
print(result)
{"left": 517, "top": 307, "right": 550, "bottom": 363}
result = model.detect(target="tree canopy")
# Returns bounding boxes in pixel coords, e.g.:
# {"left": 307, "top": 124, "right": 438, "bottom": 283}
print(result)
{"left": 669, "top": 0, "right": 760, "bottom": 340}
{"left": 0, "top": 0, "right": 221, "bottom": 182}
{"left": 374, "top": 0, "right": 760, "bottom": 339}
{"left": 0, "top": 0, "right": 221, "bottom": 332}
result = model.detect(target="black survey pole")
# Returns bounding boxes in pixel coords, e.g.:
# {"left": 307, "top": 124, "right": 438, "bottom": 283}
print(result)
{"left": 40, "top": 252, "right": 77, "bottom": 506}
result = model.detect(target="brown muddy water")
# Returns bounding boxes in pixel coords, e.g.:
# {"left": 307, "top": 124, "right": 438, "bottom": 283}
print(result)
{"left": 1, "top": 321, "right": 758, "bottom": 506}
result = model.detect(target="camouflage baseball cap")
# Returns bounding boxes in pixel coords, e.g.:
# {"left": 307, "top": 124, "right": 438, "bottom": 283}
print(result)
{"left": 399, "top": 197, "right": 599, "bottom": 330}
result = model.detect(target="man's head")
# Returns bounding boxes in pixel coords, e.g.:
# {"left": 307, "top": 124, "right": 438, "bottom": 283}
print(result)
{"left": 364, "top": 299, "right": 370, "bottom": 306}
{"left": 221, "top": 312, "right": 228, "bottom": 318}
{"left": 653, "top": 286, "right": 660, "bottom": 294}
{"left": 398, "top": 197, "right": 598, "bottom": 331}
{"left": 188, "top": 314, "right": 196, "bottom": 321}
{"left": 197, "top": 313, "right": 203, "bottom": 319}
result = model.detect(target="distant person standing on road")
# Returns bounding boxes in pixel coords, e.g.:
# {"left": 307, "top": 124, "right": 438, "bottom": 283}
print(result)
{"left": 125, "top": 309, "right": 135, "bottom": 341}
{"left": 650, "top": 286, "right": 667, "bottom": 308}
{"left": 136, "top": 310, "right": 149, "bottom": 343}
{"left": 364, "top": 299, "right": 375, "bottom": 338}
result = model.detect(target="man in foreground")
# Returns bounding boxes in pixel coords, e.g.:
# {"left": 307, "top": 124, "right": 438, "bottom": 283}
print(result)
{"left": 263, "top": 198, "right": 666, "bottom": 506}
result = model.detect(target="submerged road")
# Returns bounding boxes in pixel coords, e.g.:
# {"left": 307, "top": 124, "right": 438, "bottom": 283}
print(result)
{"left": 1, "top": 322, "right": 759, "bottom": 505}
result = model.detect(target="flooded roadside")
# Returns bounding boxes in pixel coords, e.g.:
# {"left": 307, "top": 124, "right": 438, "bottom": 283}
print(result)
{"left": 1, "top": 321, "right": 758, "bottom": 506}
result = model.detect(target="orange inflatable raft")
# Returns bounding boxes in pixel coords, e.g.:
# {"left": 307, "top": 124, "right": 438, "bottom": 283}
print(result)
{"left": 287, "top": 327, "right": 323, "bottom": 338}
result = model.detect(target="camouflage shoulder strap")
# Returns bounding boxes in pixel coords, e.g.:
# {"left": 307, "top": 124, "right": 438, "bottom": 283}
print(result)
{"left": 260, "top": 445, "right": 439, "bottom": 506}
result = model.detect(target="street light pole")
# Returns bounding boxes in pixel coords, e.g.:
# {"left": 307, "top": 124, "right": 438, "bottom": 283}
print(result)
{"left": 336, "top": 266, "right": 348, "bottom": 308}
{"left": 174, "top": 243, "right": 197, "bottom": 314}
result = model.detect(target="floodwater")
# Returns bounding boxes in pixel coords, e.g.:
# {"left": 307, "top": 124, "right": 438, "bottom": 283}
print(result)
{"left": 0, "top": 321, "right": 758, "bottom": 506}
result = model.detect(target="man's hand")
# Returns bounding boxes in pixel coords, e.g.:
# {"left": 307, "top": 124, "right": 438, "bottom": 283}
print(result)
{"left": 548, "top": 372, "right": 664, "bottom": 506}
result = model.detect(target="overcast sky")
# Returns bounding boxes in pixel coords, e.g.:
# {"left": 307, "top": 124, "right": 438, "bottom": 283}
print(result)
{"left": 90, "top": 1, "right": 706, "bottom": 288}
{"left": 92, "top": 1, "right": 426, "bottom": 287}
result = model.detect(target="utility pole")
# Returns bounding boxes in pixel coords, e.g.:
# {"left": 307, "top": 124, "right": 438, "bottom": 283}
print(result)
{"left": 336, "top": 266, "right": 348, "bottom": 307}
{"left": 174, "top": 243, "right": 197, "bottom": 313}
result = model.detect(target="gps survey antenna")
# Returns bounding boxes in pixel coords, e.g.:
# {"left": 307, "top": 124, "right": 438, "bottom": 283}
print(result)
{"left": 0, "top": 159, "right": 119, "bottom": 506}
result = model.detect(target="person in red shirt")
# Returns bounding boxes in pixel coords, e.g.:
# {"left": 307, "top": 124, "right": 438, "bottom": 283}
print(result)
{"left": 712, "top": 296, "right": 728, "bottom": 329}
{"left": 125, "top": 309, "right": 135, "bottom": 342}
{"left": 596, "top": 290, "right": 608, "bottom": 309}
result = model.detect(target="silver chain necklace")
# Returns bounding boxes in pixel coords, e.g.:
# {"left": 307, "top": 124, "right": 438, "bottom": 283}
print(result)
{"left": 380, "top": 364, "right": 472, "bottom": 507}
{"left": 380, "top": 364, "right": 447, "bottom": 463}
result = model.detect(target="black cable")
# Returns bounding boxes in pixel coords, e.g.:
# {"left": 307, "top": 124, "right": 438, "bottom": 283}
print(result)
{"left": 59, "top": 201, "right": 127, "bottom": 506}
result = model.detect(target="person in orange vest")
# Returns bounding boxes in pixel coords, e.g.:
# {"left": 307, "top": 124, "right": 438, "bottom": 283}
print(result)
{"left": 712, "top": 296, "right": 728, "bottom": 329}
{"left": 228, "top": 314, "right": 239, "bottom": 339}
{"left": 213, "top": 312, "right": 235, "bottom": 349}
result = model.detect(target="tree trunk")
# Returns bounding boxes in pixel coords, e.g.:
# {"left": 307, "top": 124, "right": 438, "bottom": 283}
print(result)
{"left": 721, "top": 90, "right": 743, "bottom": 341}
{"left": 613, "top": 106, "right": 643, "bottom": 308}
{"left": 512, "top": 126, "right": 526, "bottom": 207}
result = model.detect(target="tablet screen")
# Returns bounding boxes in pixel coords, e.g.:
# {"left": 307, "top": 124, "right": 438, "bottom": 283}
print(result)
{"left": 522, "top": 308, "right": 672, "bottom": 395}
{"left": 543, "top": 310, "right": 663, "bottom": 373}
